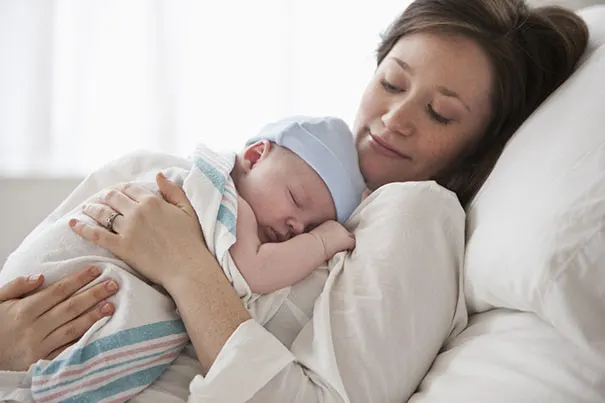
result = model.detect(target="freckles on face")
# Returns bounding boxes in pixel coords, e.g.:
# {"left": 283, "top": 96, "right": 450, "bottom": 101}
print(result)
{"left": 352, "top": 31, "right": 494, "bottom": 189}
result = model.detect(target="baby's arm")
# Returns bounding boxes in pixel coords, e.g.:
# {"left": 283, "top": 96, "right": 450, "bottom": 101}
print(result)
{"left": 230, "top": 196, "right": 355, "bottom": 294}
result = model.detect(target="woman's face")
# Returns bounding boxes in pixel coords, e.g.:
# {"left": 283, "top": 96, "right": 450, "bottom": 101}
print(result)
{"left": 354, "top": 32, "right": 494, "bottom": 190}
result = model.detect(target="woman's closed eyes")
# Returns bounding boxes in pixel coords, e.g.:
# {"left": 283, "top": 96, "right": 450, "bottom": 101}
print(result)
{"left": 379, "top": 78, "right": 454, "bottom": 125}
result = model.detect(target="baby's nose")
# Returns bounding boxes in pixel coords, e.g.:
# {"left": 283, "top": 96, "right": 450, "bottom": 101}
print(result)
{"left": 288, "top": 219, "right": 305, "bottom": 236}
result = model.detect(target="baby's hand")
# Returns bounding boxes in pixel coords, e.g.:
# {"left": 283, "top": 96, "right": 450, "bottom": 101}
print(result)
{"left": 310, "top": 221, "right": 355, "bottom": 260}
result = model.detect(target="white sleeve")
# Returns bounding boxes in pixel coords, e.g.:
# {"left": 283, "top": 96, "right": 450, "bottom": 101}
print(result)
{"left": 0, "top": 370, "right": 34, "bottom": 402}
{"left": 187, "top": 182, "right": 468, "bottom": 403}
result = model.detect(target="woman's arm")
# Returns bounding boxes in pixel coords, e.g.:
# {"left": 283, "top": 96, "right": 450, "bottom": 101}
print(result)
{"left": 72, "top": 176, "right": 466, "bottom": 402}
{"left": 162, "top": 252, "right": 251, "bottom": 373}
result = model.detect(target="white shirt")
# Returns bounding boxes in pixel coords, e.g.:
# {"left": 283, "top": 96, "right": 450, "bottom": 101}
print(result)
{"left": 1, "top": 180, "right": 467, "bottom": 403}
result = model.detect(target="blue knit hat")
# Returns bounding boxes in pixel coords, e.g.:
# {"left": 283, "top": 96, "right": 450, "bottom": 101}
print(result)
{"left": 247, "top": 116, "right": 365, "bottom": 223}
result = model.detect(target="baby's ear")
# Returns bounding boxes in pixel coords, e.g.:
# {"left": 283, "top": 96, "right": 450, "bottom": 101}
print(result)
{"left": 242, "top": 140, "right": 271, "bottom": 170}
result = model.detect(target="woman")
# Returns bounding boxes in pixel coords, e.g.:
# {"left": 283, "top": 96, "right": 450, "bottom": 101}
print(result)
{"left": 0, "top": 0, "right": 588, "bottom": 401}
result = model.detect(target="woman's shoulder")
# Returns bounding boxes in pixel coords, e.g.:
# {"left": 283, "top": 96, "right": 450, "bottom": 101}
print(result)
{"left": 362, "top": 180, "right": 464, "bottom": 216}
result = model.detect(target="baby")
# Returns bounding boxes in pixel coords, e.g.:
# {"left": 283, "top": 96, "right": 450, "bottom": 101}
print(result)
{"left": 0, "top": 116, "right": 365, "bottom": 402}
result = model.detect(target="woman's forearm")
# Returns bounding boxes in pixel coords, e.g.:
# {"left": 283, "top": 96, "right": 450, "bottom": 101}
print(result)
{"left": 164, "top": 252, "right": 251, "bottom": 374}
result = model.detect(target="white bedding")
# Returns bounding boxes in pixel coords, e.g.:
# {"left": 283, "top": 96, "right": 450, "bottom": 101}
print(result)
{"left": 410, "top": 309, "right": 605, "bottom": 402}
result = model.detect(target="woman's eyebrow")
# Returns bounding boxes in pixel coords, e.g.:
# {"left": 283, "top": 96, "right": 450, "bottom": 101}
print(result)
{"left": 437, "top": 85, "right": 472, "bottom": 112}
{"left": 390, "top": 57, "right": 414, "bottom": 74}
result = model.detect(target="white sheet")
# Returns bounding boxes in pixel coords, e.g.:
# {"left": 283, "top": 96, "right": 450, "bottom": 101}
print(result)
{"left": 409, "top": 309, "right": 605, "bottom": 403}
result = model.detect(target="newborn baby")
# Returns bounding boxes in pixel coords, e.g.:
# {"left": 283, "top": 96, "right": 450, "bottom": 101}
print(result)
{"left": 0, "top": 115, "right": 365, "bottom": 403}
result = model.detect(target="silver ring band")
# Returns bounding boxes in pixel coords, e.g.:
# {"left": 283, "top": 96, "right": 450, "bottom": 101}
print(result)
{"left": 105, "top": 211, "right": 120, "bottom": 233}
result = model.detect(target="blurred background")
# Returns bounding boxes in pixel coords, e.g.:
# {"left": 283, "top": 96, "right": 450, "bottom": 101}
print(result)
{"left": 0, "top": 0, "right": 414, "bottom": 177}
{"left": 0, "top": 0, "right": 413, "bottom": 261}
{"left": 0, "top": 0, "right": 600, "bottom": 261}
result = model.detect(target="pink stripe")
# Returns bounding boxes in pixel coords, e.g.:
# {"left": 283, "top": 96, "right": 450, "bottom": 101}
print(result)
{"left": 224, "top": 183, "right": 237, "bottom": 203}
{"left": 224, "top": 187, "right": 237, "bottom": 203}
{"left": 35, "top": 350, "right": 180, "bottom": 403}
{"left": 32, "top": 334, "right": 187, "bottom": 386}
{"left": 222, "top": 197, "right": 237, "bottom": 213}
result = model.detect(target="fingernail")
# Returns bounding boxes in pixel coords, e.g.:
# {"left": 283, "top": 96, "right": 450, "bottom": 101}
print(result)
{"left": 100, "top": 302, "right": 113, "bottom": 314}
{"left": 69, "top": 219, "right": 78, "bottom": 227}
{"left": 28, "top": 274, "right": 41, "bottom": 283}
{"left": 89, "top": 266, "right": 101, "bottom": 276}
{"left": 105, "top": 281, "right": 118, "bottom": 292}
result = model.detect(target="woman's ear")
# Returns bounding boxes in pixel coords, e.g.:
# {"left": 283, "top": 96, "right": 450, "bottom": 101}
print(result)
{"left": 242, "top": 140, "right": 271, "bottom": 171}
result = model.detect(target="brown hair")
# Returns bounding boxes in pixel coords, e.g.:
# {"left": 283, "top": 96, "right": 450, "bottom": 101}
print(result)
{"left": 377, "top": 0, "right": 589, "bottom": 206}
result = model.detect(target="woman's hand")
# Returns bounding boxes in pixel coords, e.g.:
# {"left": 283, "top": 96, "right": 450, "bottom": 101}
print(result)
{"left": 0, "top": 267, "right": 117, "bottom": 371}
{"left": 70, "top": 173, "right": 210, "bottom": 288}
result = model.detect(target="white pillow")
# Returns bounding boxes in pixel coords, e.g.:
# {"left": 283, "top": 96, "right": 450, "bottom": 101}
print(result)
{"left": 464, "top": 5, "right": 605, "bottom": 358}
{"left": 409, "top": 309, "right": 605, "bottom": 403}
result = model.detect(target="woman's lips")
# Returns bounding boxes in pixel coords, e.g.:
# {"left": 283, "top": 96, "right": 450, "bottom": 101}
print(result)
{"left": 368, "top": 133, "right": 410, "bottom": 159}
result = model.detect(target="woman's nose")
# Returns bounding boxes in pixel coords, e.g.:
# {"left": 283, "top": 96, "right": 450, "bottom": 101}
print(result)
{"left": 382, "top": 101, "right": 416, "bottom": 136}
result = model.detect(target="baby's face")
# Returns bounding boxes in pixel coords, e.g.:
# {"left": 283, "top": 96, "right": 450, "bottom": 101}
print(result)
{"left": 238, "top": 142, "right": 336, "bottom": 243}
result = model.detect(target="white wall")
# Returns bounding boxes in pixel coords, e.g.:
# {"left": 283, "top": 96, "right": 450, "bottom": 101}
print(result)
{"left": 0, "top": 177, "right": 82, "bottom": 265}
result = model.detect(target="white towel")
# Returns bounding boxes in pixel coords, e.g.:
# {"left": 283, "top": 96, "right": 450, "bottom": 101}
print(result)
{"left": 0, "top": 144, "right": 288, "bottom": 402}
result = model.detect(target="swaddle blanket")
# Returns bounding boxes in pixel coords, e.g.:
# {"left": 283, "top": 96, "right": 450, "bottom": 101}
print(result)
{"left": 0, "top": 145, "right": 286, "bottom": 402}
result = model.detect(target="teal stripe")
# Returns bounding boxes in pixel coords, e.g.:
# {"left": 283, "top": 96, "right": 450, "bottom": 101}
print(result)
{"left": 194, "top": 156, "right": 226, "bottom": 192}
{"left": 33, "top": 320, "right": 185, "bottom": 376}
{"left": 32, "top": 345, "right": 182, "bottom": 394}
{"left": 53, "top": 364, "right": 169, "bottom": 403}
{"left": 194, "top": 155, "right": 236, "bottom": 235}
{"left": 218, "top": 204, "right": 236, "bottom": 235}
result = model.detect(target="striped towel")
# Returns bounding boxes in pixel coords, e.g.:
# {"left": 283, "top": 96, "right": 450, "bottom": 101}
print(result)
{"left": 1, "top": 145, "right": 250, "bottom": 402}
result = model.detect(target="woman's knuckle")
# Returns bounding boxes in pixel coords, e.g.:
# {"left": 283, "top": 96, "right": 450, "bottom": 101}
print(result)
{"left": 12, "top": 303, "right": 32, "bottom": 324}
{"left": 89, "top": 306, "right": 104, "bottom": 321}
{"left": 64, "top": 299, "right": 78, "bottom": 316}
{"left": 64, "top": 324, "right": 78, "bottom": 340}
{"left": 105, "top": 189, "right": 116, "bottom": 202}
{"left": 51, "top": 281, "right": 69, "bottom": 298}
{"left": 91, "top": 229, "right": 102, "bottom": 243}
{"left": 91, "top": 284, "right": 108, "bottom": 300}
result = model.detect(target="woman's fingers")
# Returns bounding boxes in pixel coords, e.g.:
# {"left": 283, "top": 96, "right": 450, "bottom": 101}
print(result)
{"left": 25, "top": 266, "right": 102, "bottom": 318}
{"left": 82, "top": 203, "right": 125, "bottom": 234}
{"left": 44, "top": 300, "right": 114, "bottom": 354}
{"left": 69, "top": 218, "right": 121, "bottom": 252}
{"left": 101, "top": 187, "right": 138, "bottom": 215}
{"left": 0, "top": 274, "right": 44, "bottom": 301}
{"left": 40, "top": 279, "right": 118, "bottom": 334}
{"left": 118, "top": 182, "right": 157, "bottom": 203}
